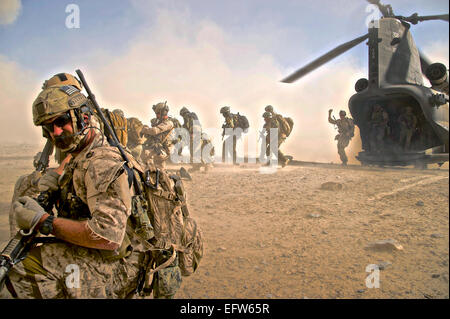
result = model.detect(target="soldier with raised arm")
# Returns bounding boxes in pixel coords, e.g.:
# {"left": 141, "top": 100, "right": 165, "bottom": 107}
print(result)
{"left": 328, "top": 109, "right": 355, "bottom": 165}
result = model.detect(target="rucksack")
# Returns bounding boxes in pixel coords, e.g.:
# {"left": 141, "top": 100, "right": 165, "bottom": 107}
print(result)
{"left": 127, "top": 117, "right": 144, "bottom": 146}
{"left": 276, "top": 114, "right": 294, "bottom": 137}
{"left": 103, "top": 109, "right": 128, "bottom": 146}
{"left": 235, "top": 113, "right": 249, "bottom": 133}
{"left": 140, "top": 166, "right": 203, "bottom": 277}
{"left": 168, "top": 116, "right": 182, "bottom": 130}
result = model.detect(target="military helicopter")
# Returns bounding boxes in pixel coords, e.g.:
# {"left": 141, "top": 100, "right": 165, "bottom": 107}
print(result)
{"left": 281, "top": 0, "right": 449, "bottom": 168}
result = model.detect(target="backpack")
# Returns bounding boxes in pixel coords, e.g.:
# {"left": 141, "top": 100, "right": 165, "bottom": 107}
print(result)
{"left": 168, "top": 116, "right": 182, "bottom": 130}
{"left": 276, "top": 114, "right": 294, "bottom": 137}
{"left": 139, "top": 166, "right": 203, "bottom": 277}
{"left": 127, "top": 117, "right": 144, "bottom": 146}
{"left": 235, "top": 113, "right": 249, "bottom": 133}
{"left": 103, "top": 109, "right": 128, "bottom": 146}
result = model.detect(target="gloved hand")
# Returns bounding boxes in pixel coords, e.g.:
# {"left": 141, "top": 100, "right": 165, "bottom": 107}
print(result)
{"left": 328, "top": 109, "right": 333, "bottom": 114}
{"left": 13, "top": 196, "right": 46, "bottom": 235}
{"left": 38, "top": 169, "right": 60, "bottom": 192}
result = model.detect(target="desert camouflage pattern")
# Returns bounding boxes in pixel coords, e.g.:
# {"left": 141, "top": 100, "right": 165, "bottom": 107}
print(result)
{"left": 328, "top": 116, "right": 354, "bottom": 164}
{"left": 142, "top": 118, "right": 174, "bottom": 169}
{"left": 7, "top": 242, "right": 144, "bottom": 298}
{"left": 264, "top": 117, "right": 289, "bottom": 165}
{"left": 8, "top": 171, "right": 41, "bottom": 237}
{"left": 7, "top": 133, "right": 147, "bottom": 298}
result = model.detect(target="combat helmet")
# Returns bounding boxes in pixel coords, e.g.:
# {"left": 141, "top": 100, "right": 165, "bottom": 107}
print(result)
{"left": 153, "top": 102, "right": 169, "bottom": 115}
{"left": 180, "top": 106, "right": 189, "bottom": 116}
{"left": 262, "top": 111, "right": 272, "bottom": 119}
{"left": 42, "top": 73, "right": 82, "bottom": 91}
{"left": 265, "top": 105, "right": 274, "bottom": 113}
{"left": 32, "top": 86, "right": 92, "bottom": 152}
{"left": 220, "top": 106, "right": 230, "bottom": 114}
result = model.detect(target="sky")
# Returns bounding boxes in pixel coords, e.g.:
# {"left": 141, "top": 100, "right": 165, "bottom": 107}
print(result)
{"left": 0, "top": 0, "right": 448, "bottom": 163}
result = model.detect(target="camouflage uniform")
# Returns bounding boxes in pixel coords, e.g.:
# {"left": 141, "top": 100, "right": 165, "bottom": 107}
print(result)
{"left": 221, "top": 107, "right": 240, "bottom": 164}
{"left": 180, "top": 108, "right": 202, "bottom": 169}
{"left": 197, "top": 133, "right": 215, "bottom": 171}
{"left": 263, "top": 115, "right": 289, "bottom": 166}
{"left": 127, "top": 117, "right": 146, "bottom": 160}
{"left": 369, "top": 106, "right": 389, "bottom": 152}
{"left": 142, "top": 117, "right": 175, "bottom": 169}
{"left": 328, "top": 111, "right": 354, "bottom": 165}
{"left": 398, "top": 107, "right": 417, "bottom": 151}
{"left": 7, "top": 133, "right": 147, "bottom": 298}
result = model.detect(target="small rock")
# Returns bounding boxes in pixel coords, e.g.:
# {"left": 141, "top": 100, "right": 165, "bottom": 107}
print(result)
{"left": 431, "top": 233, "right": 444, "bottom": 238}
{"left": 377, "top": 261, "right": 392, "bottom": 270}
{"left": 217, "top": 247, "right": 227, "bottom": 252}
{"left": 365, "top": 239, "right": 404, "bottom": 251}
{"left": 308, "top": 213, "right": 321, "bottom": 218}
{"left": 348, "top": 210, "right": 355, "bottom": 214}
{"left": 416, "top": 201, "right": 424, "bottom": 207}
{"left": 320, "top": 182, "right": 343, "bottom": 191}
{"left": 357, "top": 289, "right": 366, "bottom": 293}
{"left": 432, "top": 274, "right": 440, "bottom": 278}
{"left": 266, "top": 294, "right": 273, "bottom": 298}
{"left": 373, "top": 210, "right": 381, "bottom": 214}
{"left": 322, "top": 231, "right": 328, "bottom": 235}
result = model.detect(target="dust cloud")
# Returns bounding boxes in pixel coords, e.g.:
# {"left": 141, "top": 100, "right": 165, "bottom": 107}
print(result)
{"left": 0, "top": 7, "right": 448, "bottom": 164}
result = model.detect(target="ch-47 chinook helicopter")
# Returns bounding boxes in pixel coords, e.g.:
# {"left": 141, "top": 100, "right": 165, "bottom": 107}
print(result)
{"left": 282, "top": 0, "right": 449, "bottom": 168}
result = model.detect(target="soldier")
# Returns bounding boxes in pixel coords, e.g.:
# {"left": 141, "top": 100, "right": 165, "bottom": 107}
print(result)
{"left": 127, "top": 117, "right": 146, "bottom": 160}
{"left": 7, "top": 85, "right": 152, "bottom": 298}
{"left": 220, "top": 106, "right": 241, "bottom": 165}
{"left": 398, "top": 106, "right": 417, "bottom": 151}
{"left": 328, "top": 109, "right": 355, "bottom": 165}
{"left": 262, "top": 111, "right": 290, "bottom": 167}
{"left": 180, "top": 107, "right": 202, "bottom": 170}
{"left": 198, "top": 132, "right": 215, "bottom": 172}
{"left": 369, "top": 104, "right": 389, "bottom": 152}
{"left": 141, "top": 102, "right": 175, "bottom": 169}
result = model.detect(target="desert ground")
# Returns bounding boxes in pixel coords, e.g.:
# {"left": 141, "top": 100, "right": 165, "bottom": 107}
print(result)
{"left": 0, "top": 143, "right": 448, "bottom": 299}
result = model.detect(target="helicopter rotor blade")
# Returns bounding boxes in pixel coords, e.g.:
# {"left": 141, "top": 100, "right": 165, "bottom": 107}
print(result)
{"left": 281, "top": 33, "right": 369, "bottom": 83}
{"left": 397, "top": 13, "right": 449, "bottom": 24}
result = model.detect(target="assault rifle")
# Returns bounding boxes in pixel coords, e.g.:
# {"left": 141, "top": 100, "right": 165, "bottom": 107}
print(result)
{"left": 0, "top": 232, "right": 35, "bottom": 292}
{"left": 0, "top": 138, "right": 57, "bottom": 291}
{"left": 35, "top": 139, "right": 54, "bottom": 173}
{"left": 75, "top": 69, "right": 154, "bottom": 240}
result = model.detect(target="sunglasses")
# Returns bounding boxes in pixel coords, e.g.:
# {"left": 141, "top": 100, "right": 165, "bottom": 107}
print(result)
{"left": 42, "top": 112, "right": 72, "bottom": 133}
